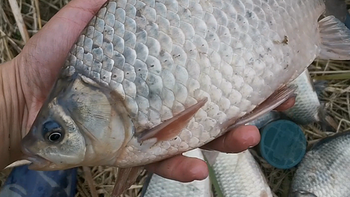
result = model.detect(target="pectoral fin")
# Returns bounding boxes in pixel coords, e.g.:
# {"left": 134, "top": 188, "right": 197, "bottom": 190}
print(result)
{"left": 112, "top": 166, "right": 143, "bottom": 197}
{"left": 136, "top": 98, "right": 208, "bottom": 143}
{"left": 318, "top": 15, "right": 350, "bottom": 60}
{"left": 223, "top": 85, "right": 296, "bottom": 131}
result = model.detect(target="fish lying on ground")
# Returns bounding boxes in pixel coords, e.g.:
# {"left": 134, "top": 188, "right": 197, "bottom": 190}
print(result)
{"left": 141, "top": 112, "right": 278, "bottom": 197}
{"left": 204, "top": 150, "right": 273, "bottom": 197}
{"left": 141, "top": 148, "right": 212, "bottom": 197}
{"left": 19, "top": 0, "right": 350, "bottom": 195}
{"left": 282, "top": 69, "right": 336, "bottom": 131}
{"left": 289, "top": 130, "right": 350, "bottom": 197}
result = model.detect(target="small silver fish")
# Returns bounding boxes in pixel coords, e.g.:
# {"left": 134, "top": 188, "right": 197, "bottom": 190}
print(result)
{"left": 141, "top": 148, "right": 212, "bottom": 197}
{"left": 20, "top": 0, "right": 350, "bottom": 195}
{"left": 204, "top": 150, "right": 273, "bottom": 197}
{"left": 289, "top": 131, "right": 350, "bottom": 197}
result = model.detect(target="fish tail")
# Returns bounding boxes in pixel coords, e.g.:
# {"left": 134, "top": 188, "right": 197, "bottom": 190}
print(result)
{"left": 312, "top": 80, "right": 328, "bottom": 97}
{"left": 317, "top": 5, "right": 350, "bottom": 60}
{"left": 317, "top": 104, "right": 337, "bottom": 132}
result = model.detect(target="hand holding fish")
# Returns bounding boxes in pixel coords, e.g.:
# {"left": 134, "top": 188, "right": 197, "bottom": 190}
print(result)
{"left": 0, "top": 0, "right": 297, "bottom": 182}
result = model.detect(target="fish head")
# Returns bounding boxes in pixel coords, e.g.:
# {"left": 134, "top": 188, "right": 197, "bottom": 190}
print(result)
{"left": 21, "top": 73, "right": 134, "bottom": 170}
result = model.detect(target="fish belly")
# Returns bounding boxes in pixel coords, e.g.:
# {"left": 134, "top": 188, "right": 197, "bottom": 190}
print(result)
{"left": 208, "top": 150, "right": 273, "bottom": 197}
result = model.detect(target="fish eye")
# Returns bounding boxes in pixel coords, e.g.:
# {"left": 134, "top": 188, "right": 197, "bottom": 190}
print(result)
{"left": 42, "top": 121, "right": 64, "bottom": 143}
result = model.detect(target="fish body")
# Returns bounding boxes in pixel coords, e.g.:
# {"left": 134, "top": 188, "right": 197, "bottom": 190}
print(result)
{"left": 282, "top": 69, "right": 323, "bottom": 125}
{"left": 21, "top": 0, "right": 350, "bottom": 171}
{"left": 141, "top": 148, "right": 212, "bottom": 197}
{"left": 289, "top": 131, "right": 350, "bottom": 197}
{"left": 204, "top": 150, "right": 272, "bottom": 197}
{"left": 282, "top": 69, "right": 337, "bottom": 131}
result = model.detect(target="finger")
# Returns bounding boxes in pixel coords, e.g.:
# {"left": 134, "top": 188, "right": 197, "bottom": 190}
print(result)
{"left": 274, "top": 97, "right": 296, "bottom": 111}
{"left": 145, "top": 154, "right": 208, "bottom": 182}
{"left": 18, "top": 0, "right": 108, "bottom": 102}
{"left": 202, "top": 125, "right": 260, "bottom": 153}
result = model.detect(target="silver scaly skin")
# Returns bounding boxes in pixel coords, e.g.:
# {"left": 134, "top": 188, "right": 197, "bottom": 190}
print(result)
{"left": 282, "top": 69, "right": 322, "bottom": 125}
{"left": 204, "top": 150, "right": 273, "bottom": 197}
{"left": 289, "top": 131, "right": 350, "bottom": 197}
{"left": 21, "top": 0, "right": 350, "bottom": 171}
{"left": 141, "top": 148, "right": 212, "bottom": 197}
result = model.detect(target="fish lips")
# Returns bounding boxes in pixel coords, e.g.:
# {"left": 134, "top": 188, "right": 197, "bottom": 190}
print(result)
{"left": 21, "top": 129, "right": 51, "bottom": 170}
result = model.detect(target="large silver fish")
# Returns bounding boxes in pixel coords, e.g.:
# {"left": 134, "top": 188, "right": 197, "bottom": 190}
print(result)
{"left": 20, "top": 0, "right": 350, "bottom": 195}
{"left": 204, "top": 150, "right": 273, "bottom": 197}
{"left": 141, "top": 148, "right": 212, "bottom": 197}
{"left": 289, "top": 131, "right": 350, "bottom": 197}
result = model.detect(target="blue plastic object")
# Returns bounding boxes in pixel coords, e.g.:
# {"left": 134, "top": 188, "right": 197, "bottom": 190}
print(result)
{"left": 259, "top": 120, "right": 307, "bottom": 169}
{"left": 0, "top": 165, "right": 77, "bottom": 197}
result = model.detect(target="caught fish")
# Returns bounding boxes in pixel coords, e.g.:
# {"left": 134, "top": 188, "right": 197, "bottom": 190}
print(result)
{"left": 141, "top": 148, "right": 212, "bottom": 197}
{"left": 289, "top": 131, "right": 350, "bottom": 197}
{"left": 204, "top": 150, "right": 272, "bottom": 197}
{"left": 20, "top": 0, "right": 350, "bottom": 195}
{"left": 282, "top": 69, "right": 336, "bottom": 130}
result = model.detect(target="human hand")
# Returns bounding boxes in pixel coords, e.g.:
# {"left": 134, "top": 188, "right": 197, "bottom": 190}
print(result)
{"left": 0, "top": 0, "right": 108, "bottom": 169}
{"left": 0, "top": 0, "right": 296, "bottom": 182}
{"left": 145, "top": 98, "right": 295, "bottom": 182}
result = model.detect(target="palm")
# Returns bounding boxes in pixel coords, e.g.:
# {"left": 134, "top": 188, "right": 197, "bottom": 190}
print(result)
{"left": 16, "top": 0, "right": 107, "bottom": 133}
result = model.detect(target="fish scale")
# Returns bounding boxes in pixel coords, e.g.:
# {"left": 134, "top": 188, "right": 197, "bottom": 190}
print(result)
{"left": 290, "top": 131, "right": 350, "bottom": 197}
{"left": 204, "top": 150, "right": 273, "bottom": 197}
{"left": 58, "top": 0, "right": 326, "bottom": 167}
{"left": 18, "top": 0, "right": 350, "bottom": 196}
{"left": 25, "top": 0, "right": 350, "bottom": 175}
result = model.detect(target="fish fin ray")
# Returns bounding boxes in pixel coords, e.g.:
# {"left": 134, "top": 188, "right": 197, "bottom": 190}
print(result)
{"left": 202, "top": 150, "right": 220, "bottom": 166}
{"left": 223, "top": 85, "right": 296, "bottom": 131}
{"left": 318, "top": 15, "right": 350, "bottom": 60}
{"left": 137, "top": 98, "right": 208, "bottom": 142}
{"left": 112, "top": 166, "right": 143, "bottom": 197}
{"left": 317, "top": 104, "right": 337, "bottom": 132}
{"left": 312, "top": 80, "right": 328, "bottom": 97}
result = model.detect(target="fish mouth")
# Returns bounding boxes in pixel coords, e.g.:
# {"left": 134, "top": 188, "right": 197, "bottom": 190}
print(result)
{"left": 21, "top": 147, "right": 51, "bottom": 170}
{"left": 21, "top": 126, "right": 52, "bottom": 170}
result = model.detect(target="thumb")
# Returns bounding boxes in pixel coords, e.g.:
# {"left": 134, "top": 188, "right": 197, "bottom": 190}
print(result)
{"left": 18, "top": 0, "right": 108, "bottom": 102}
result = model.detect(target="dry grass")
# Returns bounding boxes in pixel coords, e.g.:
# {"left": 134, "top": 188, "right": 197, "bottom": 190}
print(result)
{"left": 1, "top": 1, "right": 350, "bottom": 197}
